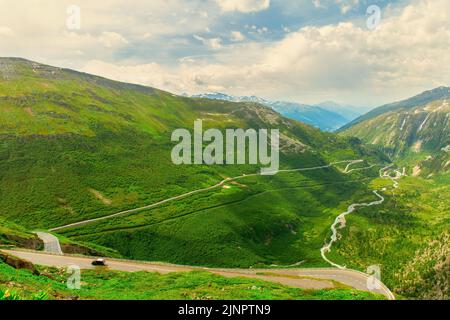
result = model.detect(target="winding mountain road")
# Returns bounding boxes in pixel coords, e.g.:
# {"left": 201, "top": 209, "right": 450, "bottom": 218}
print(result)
{"left": 50, "top": 160, "right": 367, "bottom": 232}
{"left": 34, "top": 232, "right": 63, "bottom": 255}
{"left": 32, "top": 159, "right": 396, "bottom": 300}
{"left": 2, "top": 249, "right": 395, "bottom": 300}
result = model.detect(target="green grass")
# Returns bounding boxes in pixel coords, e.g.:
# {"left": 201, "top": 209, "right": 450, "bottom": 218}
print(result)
{"left": 64, "top": 169, "right": 378, "bottom": 268}
{"left": 50, "top": 232, "right": 122, "bottom": 258}
{"left": 340, "top": 98, "right": 449, "bottom": 157}
{"left": 0, "top": 261, "right": 384, "bottom": 300}
{"left": 2, "top": 58, "right": 446, "bottom": 301}
{"left": 326, "top": 173, "right": 449, "bottom": 299}
{"left": 0, "top": 217, "right": 41, "bottom": 249}
{"left": 0, "top": 218, "right": 34, "bottom": 241}
{"left": 0, "top": 58, "right": 386, "bottom": 269}
{"left": 0, "top": 128, "right": 382, "bottom": 267}
{"left": 5, "top": 57, "right": 433, "bottom": 300}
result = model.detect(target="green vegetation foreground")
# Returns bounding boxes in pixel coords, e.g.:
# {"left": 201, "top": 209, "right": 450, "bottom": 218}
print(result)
{"left": 0, "top": 261, "right": 383, "bottom": 300}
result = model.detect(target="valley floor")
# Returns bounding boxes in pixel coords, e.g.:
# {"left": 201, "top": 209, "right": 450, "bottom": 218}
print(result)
{"left": 328, "top": 173, "right": 449, "bottom": 299}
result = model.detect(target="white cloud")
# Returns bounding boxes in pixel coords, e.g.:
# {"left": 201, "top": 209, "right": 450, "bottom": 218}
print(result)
{"left": 340, "top": 4, "right": 351, "bottom": 14}
{"left": 82, "top": 0, "right": 450, "bottom": 106}
{"left": 194, "top": 34, "right": 222, "bottom": 50}
{"left": 208, "top": 38, "right": 223, "bottom": 50}
{"left": 82, "top": 60, "right": 176, "bottom": 90}
{"left": 1, "top": 0, "right": 448, "bottom": 106}
{"left": 0, "top": 0, "right": 219, "bottom": 65}
{"left": 230, "top": 31, "right": 245, "bottom": 42}
{"left": 216, "top": 0, "right": 270, "bottom": 13}
{"left": 312, "top": 0, "right": 324, "bottom": 9}
{"left": 258, "top": 27, "right": 268, "bottom": 34}
{"left": 0, "top": 26, "right": 14, "bottom": 37}
{"left": 98, "top": 32, "right": 128, "bottom": 48}
{"left": 314, "top": 0, "right": 360, "bottom": 13}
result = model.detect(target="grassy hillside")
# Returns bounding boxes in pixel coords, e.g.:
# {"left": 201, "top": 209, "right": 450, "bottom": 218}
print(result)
{"left": 337, "top": 88, "right": 449, "bottom": 299}
{"left": 0, "top": 261, "right": 384, "bottom": 300}
{"left": 62, "top": 167, "right": 382, "bottom": 267}
{"left": 340, "top": 99, "right": 449, "bottom": 157}
{"left": 0, "top": 57, "right": 386, "bottom": 268}
{"left": 191, "top": 93, "right": 351, "bottom": 131}
{"left": 0, "top": 218, "right": 42, "bottom": 250}
{"left": 0, "top": 58, "right": 447, "bottom": 300}
{"left": 326, "top": 173, "right": 449, "bottom": 299}
{"left": 339, "top": 86, "right": 450, "bottom": 131}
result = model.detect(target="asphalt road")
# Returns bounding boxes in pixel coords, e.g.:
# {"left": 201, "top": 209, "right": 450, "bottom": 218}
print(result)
{"left": 30, "top": 160, "right": 396, "bottom": 300}
{"left": 49, "top": 160, "right": 365, "bottom": 232}
{"left": 3, "top": 249, "right": 395, "bottom": 300}
{"left": 34, "top": 232, "right": 63, "bottom": 255}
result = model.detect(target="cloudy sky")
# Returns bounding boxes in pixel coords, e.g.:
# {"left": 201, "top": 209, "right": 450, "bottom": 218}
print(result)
{"left": 0, "top": 0, "right": 449, "bottom": 107}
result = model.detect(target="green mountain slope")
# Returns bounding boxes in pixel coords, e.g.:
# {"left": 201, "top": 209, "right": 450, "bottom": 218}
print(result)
{"left": 340, "top": 88, "right": 449, "bottom": 178}
{"left": 1, "top": 58, "right": 448, "bottom": 300}
{"left": 339, "top": 87, "right": 450, "bottom": 131}
{"left": 192, "top": 93, "right": 352, "bottom": 131}
{"left": 329, "top": 173, "right": 449, "bottom": 300}
{"left": 341, "top": 99, "right": 449, "bottom": 156}
{"left": 0, "top": 57, "right": 386, "bottom": 268}
{"left": 0, "top": 218, "right": 42, "bottom": 250}
{"left": 337, "top": 88, "right": 449, "bottom": 299}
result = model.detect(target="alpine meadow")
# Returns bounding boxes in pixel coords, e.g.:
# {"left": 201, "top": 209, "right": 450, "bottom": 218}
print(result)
{"left": 0, "top": 0, "right": 449, "bottom": 305}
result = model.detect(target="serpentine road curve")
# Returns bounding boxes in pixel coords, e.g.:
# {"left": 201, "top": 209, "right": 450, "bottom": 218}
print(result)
{"left": 3, "top": 249, "right": 395, "bottom": 300}
{"left": 31, "top": 159, "right": 396, "bottom": 300}
{"left": 50, "top": 160, "right": 366, "bottom": 232}
{"left": 34, "top": 232, "right": 63, "bottom": 255}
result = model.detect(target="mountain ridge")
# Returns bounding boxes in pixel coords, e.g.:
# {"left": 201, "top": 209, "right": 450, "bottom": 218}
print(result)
{"left": 1, "top": 58, "right": 448, "bottom": 300}
{"left": 0, "top": 57, "right": 384, "bottom": 269}
{"left": 339, "top": 86, "right": 450, "bottom": 132}
{"left": 191, "top": 92, "right": 361, "bottom": 131}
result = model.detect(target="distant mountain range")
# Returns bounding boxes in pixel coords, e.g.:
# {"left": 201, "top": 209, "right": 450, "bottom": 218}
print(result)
{"left": 314, "top": 101, "right": 364, "bottom": 122}
{"left": 190, "top": 93, "right": 363, "bottom": 132}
